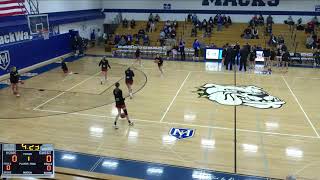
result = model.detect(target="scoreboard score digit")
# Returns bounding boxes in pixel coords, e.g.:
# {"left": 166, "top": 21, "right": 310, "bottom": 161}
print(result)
{"left": 1, "top": 144, "right": 54, "bottom": 178}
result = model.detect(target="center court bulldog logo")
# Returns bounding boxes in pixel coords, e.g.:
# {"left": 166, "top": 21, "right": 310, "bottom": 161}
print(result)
{"left": 196, "top": 84, "right": 285, "bottom": 109}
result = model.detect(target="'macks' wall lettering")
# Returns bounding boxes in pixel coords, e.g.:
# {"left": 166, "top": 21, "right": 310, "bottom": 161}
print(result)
{"left": 202, "top": 0, "right": 280, "bottom": 7}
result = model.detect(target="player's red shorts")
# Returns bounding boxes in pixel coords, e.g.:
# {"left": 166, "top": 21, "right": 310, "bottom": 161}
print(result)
{"left": 116, "top": 104, "right": 126, "bottom": 109}
{"left": 101, "top": 68, "right": 108, "bottom": 72}
{"left": 126, "top": 80, "right": 133, "bottom": 85}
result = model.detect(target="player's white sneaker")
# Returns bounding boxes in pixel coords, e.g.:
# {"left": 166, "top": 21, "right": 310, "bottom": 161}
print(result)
{"left": 129, "top": 122, "right": 134, "bottom": 126}
{"left": 16, "top": 94, "right": 20, "bottom": 97}
{"left": 113, "top": 125, "right": 119, "bottom": 129}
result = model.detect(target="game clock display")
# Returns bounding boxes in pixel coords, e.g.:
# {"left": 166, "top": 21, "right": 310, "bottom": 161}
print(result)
{"left": 1, "top": 144, "right": 54, "bottom": 178}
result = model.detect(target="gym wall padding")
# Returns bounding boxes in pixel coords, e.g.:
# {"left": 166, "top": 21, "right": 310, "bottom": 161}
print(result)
{"left": 0, "top": 33, "right": 71, "bottom": 76}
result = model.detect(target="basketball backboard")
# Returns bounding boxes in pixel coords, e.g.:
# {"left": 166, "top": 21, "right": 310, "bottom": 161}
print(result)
{"left": 28, "top": 14, "right": 49, "bottom": 35}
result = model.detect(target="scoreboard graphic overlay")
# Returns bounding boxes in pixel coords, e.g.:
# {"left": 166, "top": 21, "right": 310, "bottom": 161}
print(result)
{"left": 1, "top": 144, "right": 54, "bottom": 178}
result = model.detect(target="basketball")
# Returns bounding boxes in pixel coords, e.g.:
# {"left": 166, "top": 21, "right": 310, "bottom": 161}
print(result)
{"left": 120, "top": 113, "right": 126, "bottom": 118}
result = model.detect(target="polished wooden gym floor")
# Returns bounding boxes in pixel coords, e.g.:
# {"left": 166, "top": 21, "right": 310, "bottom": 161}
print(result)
{"left": 1, "top": 51, "right": 320, "bottom": 179}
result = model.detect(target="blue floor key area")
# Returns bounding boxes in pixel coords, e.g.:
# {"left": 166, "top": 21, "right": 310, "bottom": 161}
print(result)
{"left": 55, "top": 149, "right": 269, "bottom": 180}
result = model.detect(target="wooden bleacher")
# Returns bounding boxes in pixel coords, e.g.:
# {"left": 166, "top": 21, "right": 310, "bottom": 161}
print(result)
{"left": 111, "top": 20, "right": 317, "bottom": 53}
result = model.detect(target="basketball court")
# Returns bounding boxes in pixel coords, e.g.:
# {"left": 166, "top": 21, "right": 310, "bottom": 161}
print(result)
{"left": 0, "top": 51, "right": 320, "bottom": 179}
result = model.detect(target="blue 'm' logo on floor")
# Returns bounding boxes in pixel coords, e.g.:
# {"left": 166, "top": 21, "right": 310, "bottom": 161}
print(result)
{"left": 169, "top": 128, "right": 195, "bottom": 139}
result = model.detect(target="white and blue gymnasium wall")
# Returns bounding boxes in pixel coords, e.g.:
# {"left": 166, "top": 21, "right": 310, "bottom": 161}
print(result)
{"left": 0, "top": 1, "right": 105, "bottom": 77}
{"left": 102, "top": 0, "right": 320, "bottom": 23}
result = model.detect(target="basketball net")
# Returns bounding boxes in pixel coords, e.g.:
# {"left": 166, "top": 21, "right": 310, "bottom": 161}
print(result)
{"left": 38, "top": 30, "right": 49, "bottom": 40}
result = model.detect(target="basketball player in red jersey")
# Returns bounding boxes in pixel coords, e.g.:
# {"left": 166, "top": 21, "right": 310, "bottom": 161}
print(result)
{"left": 125, "top": 67, "right": 134, "bottom": 99}
{"left": 113, "top": 82, "right": 133, "bottom": 129}
{"left": 10, "top": 66, "right": 20, "bottom": 97}
{"left": 154, "top": 54, "right": 164, "bottom": 76}
{"left": 99, "top": 57, "right": 111, "bottom": 84}
{"left": 135, "top": 48, "right": 142, "bottom": 67}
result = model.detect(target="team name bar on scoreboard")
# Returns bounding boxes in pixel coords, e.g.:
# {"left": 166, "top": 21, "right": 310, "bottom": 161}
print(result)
{"left": 1, "top": 143, "right": 55, "bottom": 178}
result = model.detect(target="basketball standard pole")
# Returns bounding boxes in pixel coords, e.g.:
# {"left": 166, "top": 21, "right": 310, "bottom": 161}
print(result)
{"left": 234, "top": 56, "right": 237, "bottom": 174}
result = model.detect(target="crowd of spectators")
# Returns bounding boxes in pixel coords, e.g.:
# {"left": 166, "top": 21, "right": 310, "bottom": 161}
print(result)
{"left": 114, "top": 13, "right": 320, "bottom": 66}
{"left": 241, "top": 15, "right": 274, "bottom": 40}
{"left": 122, "top": 18, "right": 136, "bottom": 29}
{"left": 303, "top": 16, "right": 320, "bottom": 49}
{"left": 159, "top": 20, "right": 178, "bottom": 45}
{"left": 188, "top": 14, "right": 232, "bottom": 37}
{"left": 115, "top": 14, "right": 161, "bottom": 46}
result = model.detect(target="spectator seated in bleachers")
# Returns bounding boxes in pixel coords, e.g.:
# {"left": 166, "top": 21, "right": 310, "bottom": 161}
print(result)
{"left": 209, "top": 43, "right": 217, "bottom": 48}
{"left": 241, "top": 26, "right": 252, "bottom": 39}
{"left": 165, "top": 20, "right": 171, "bottom": 27}
{"left": 268, "top": 34, "right": 277, "bottom": 46}
{"left": 306, "top": 35, "right": 316, "bottom": 49}
{"left": 226, "top": 16, "right": 232, "bottom": 26}
{"left": 311, "top": 16, "right": 319, "bottom": 26}
{"left": 118, "top": 37, "right": 127, "bottom": 46}
{"left": 127, "top": 34, "right": 133, "bottom": 45}
{"left": 159, "top": 30, "right": 166, "bottom": 46}
{"left": 122, "top": 18, "right": 128, "bottom": 28}
{"left": 213, "top": 14, "right": 218, "bottom": 25}
{"left": 278, "top": 35, "right": 285, "bottom": 44}
{"left": 114, "top": 34, "right": 121, "bottom": 45}
{"left": 305, "top": 21, "right": 315, "bottom": 34}
{"left": 201, "top": 19, "right": 208, "bottom": 30}
{"left": 296, "top": 18, "right": 304, "bottom": 30}
{"left": 266, "top": 23, "right": 272, "bottom": 35}
{"left": 208, "top": 17, "right": 214, "bottom": 28}
{"left": 173, "top": 20, "right": 178, "bottom": 29}
{"left": 204, "top": 26, "right": 212, "bottom": 37}
{"left": 257, "top": 14, "right": 264, "bottom": 26}
{"left": 191, "top": 26, "right": 197, "bottom": 37}
{"left": 143, "top": 34, "right": 150, "bottom": 46}
{"left": 222, "top": 15, "right": 230, "bottom": 28}
{"left": 148, "top": 21, "right": 156, "bottom": 33}
{"left": 249, "top": 15, "right": 258, "bottom": 27}
{"left": 155, "top": 14, "right": 160, "bottom": 22}
{"left": 284, "top": 16, "right": 294, "bottom": 26}
{"left": 138, "top": 28, "right": 145, "bottom": 39}
{"left": 163, "top": 26, "right": 170, "bottom": 38}
{"left": 251, "top": 26, "right": 259, "bottom": 39}
{"left": 148, "top": 13, "right": 154, "bottom": 22}
{"left": 192, "top": 14, "right": 198, "bottom": 24}
{"left": 194, "top": 20, "right": 200, "bottom": 30}
{"left": 170, "top": 28, "right": 177, "bottom": 39}
{"left": 134, "top": 34, "right": 140, "bottom": 45}
{"left": 187, "top": 13, "right": 192, "bottom": 22}
{"left": 130, "top": 19, "right": 136, "bottom": 29}
{"left": 217, "top": 14, "right": 223, "bottom": 31}
{"left": 266, "top": 15, "right": 274, "bottom": 26}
